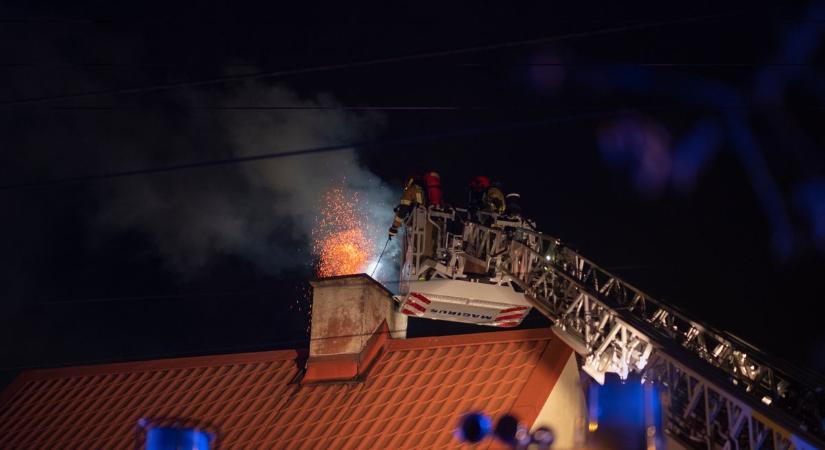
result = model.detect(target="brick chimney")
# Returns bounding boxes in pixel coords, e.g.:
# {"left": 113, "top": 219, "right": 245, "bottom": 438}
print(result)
{"left": 303, "top": 274, "right": 406, "bottom": 384}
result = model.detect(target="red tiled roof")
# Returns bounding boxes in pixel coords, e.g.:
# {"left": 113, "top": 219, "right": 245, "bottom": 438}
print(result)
{"left": 0, "top": 328, "right": 570, "bottom": 449}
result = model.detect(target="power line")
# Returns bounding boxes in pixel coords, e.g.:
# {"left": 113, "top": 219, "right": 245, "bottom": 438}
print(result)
{"left": 1, "top": 97, "right": 818, "bottom": 192}
{"left": 0, "top": 62, "right": 261, "bottom": 69}
{"left": 36, "top": 282, "right": 392, "bottom": 305}
{"left": 458, "top": 62, "right": 824, "bottom": 68}
{"left": 44, "top": 103, "right": 825, "bottom": 112}
{"left": 0, "top": 107, "right": 640, "bottom": 192}
{"left": 0, "top": 12, "right": 813, "bottom": 26}
{"left": 0, "top": 18, "right": 102, "bottom": 24}
{"left": 35, "top": 263, "right": 660, "bottom": 305}
{"left": 2, "top": 61, "right": 820, "bottom": 70}
{"left": 0, "top": 11, "right": 744, "bottom": 109}
{"left": 51, "top": 105, "right": 470, "bottom": 111}
{"left": 32, "top": 278, "right": 408, "bottom": 305}
{"left": 37, "top": 289, "right": 291, "bottom": 305}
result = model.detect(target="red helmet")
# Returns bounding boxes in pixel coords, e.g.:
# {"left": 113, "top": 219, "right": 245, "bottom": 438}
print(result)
{"left": 469, "top": 175, "right": 490, "bottom": 191}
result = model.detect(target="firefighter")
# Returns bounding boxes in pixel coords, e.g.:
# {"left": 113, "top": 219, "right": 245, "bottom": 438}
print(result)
{"left": 504, "top": 191, "right": 535, "bottom": 230}
{"left": 468, "top": 175, "right": 490, "bottom": 211}
{"left": 389, "top": 175, "right": 425, "bottom": 238}
{"left": 422, "top": 171, "right": 442, "bottom": 208}
{"left": 504, "top": 192, "right": 522, "bottom": 218}
{"left": 482, "top": 182, "right": 506, "bottom": 215}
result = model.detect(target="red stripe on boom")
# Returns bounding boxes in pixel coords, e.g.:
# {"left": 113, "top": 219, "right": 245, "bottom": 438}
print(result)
{"left": 499, "top": 306, "right": 529, "bottom": 313}
{"left": 409, "top": 292, "right": 431, "bottom": 304}
{"left": 495, "top": 313, "right": 526, "bottom": 321}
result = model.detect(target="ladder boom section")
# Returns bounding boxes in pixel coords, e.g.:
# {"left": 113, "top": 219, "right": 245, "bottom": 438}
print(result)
{"left": 453, "top": 209, "right": 825, "bottom": 447}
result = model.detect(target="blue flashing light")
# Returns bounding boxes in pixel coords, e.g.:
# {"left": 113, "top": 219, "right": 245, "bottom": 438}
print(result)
{"left": 494, "top": 414, "right": 520, "bottom": 444}
{"left": 146, "top": 426, "right": 212, "bottom": 450}
{"left": 588, "top": 374, "right": 650, "bottom": 448}
{"left": 456, "top": 412, "right": 492, "bottom": 443}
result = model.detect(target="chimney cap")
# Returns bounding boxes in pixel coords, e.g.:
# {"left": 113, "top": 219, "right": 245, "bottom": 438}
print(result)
{"left": 310, "top": 273, "right": 394, "bottom": 297}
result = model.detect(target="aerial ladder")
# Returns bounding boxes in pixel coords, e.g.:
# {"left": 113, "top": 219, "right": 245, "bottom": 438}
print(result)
{"left": 394, "top": 205, "right": 825, "bottom": 450}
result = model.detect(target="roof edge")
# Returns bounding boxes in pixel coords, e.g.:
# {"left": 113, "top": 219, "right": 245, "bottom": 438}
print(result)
{"left": 0, "top": 371, "right": 29, "bottom": 409}
{"left": 5, "top": 328, "right": 554, "bottom": 388}
{"left": 509, "top": 337, "right": 573, "bottom": 429}
{"left": 13, "top": 348, "right": 303, "bottom": 383}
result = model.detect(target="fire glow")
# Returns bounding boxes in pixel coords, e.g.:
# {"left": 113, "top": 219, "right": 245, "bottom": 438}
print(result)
{"left": 313, "top": 186, "right": 374, "bottom": 277}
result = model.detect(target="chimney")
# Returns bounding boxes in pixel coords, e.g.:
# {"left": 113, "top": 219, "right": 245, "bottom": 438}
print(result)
{"left": 303, "top": 274, "right": 407, "bottom": 384}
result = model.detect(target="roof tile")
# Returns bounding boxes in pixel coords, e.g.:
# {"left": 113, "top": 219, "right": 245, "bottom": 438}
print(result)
{"left": 0, "top": 328, "right": 570, "bottom": 449}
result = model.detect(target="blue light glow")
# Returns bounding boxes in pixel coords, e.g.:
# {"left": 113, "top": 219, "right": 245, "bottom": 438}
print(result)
{"left": 598, "top": 117, "right": 671, "bottom": 196}
{"left": 795, "top": 179, "right": 825, "bottom": 251}
{"left": 146, "top": 427, "right": 212, "bottom": 450}
{"left": 456, "top": 412, "right": 492, "bottom": 443}
{"left": 588, "top": 375, "right": 663, "bottom": 448}
{"left": 583, "top": 1, "right": 825, "bottom": 258}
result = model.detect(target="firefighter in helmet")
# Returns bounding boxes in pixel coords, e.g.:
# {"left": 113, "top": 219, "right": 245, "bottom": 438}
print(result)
{"left": 422, "top": 171, "right": 442, "bottom": 208}
{"left": 482, "top": 181, "right": 506, "bottom": 215}
{"left": 468, "top": 175, "right": 491, "bottom": 211}
{"left": 389, "top": 175, "right": 425, "bottom": 238}
{"left": 504, "top": 192, "right": 522, "bottom": 218}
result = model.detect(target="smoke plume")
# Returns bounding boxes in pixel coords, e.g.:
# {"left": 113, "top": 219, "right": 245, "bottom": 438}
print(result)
{"left": 97, "top": 82, "right": 397, "bottom": 275}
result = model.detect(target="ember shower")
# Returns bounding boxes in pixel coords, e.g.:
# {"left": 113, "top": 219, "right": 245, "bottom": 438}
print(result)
{"left": 313, "top": 185, "right": 375, "bottom": 277}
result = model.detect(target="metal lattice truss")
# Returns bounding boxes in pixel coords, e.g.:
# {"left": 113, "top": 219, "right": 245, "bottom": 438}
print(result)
{"left": 454, "top": 214, "right": 825, "bottom": 448}
{"left": 644, "top": 352, "right": 815, "bottom": 449}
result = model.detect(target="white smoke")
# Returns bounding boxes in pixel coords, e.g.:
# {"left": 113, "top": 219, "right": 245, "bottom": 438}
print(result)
{"left": 96, "top": 82, "right": 397, "bottom": 275}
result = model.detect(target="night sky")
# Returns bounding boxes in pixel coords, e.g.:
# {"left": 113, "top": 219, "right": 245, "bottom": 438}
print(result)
{"left": 2, "top": 1, "right": 825, "bottom": 390}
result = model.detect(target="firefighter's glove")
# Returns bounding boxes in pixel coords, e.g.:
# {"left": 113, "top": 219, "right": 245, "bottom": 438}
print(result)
{"left": 388, "top": 227, "right": 398, "bottom": 239}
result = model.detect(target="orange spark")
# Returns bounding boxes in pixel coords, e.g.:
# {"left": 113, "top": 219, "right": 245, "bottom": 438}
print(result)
{"left": 313, "top": 185, "right": 374, "bottom": 277}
